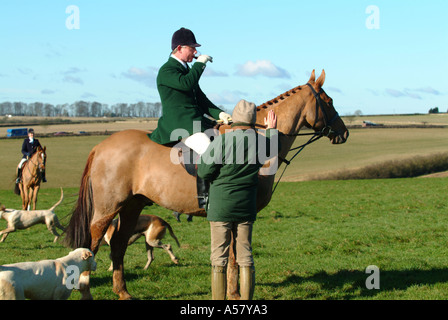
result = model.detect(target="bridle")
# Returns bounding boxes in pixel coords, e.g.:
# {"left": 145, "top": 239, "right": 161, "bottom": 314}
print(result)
{"left": 306, "top": 83, "right": 340, "bottom": 136}
{"left": 271, "top": 83, "right": 342, "bottom": 194}
{"left": 26, "top": 149, "right": 45, "bottom": 180}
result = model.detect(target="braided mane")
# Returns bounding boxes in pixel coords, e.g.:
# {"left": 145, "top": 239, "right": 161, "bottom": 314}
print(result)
{"left": 257, "top": 85, "right": 303, "bottom": 110}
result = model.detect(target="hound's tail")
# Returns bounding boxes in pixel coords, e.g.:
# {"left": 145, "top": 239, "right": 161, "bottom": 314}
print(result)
{"left": 164, "top": 221, "right": 180, "bottom": 248}
{"left": 49, "top": 187, "right": 64, "bottom": 211}
{"left": 63, "top": 150, "right": 96, "bottom": 249}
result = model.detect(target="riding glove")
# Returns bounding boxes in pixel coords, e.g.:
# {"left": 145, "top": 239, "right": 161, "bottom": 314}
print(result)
{"left": 219, "top": 112, "right": 232, "bottom": 125}
{"left": 197, "top": 55, "right": 213, "bottom": 64}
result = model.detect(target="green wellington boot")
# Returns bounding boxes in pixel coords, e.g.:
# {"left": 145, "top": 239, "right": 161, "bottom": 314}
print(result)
{"left": 211, "top": 266, "right": 227, "bottom": 300}
{"left": 240, "top": 266, "right": 255, "bottom": 300}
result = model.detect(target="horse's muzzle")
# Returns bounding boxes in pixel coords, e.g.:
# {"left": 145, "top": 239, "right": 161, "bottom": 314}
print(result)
{"left": 330, "top": 129, "right": 349, "bottom": 144}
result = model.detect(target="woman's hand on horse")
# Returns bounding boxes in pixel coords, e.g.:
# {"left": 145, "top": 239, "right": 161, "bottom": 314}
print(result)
{"left": 264, "top": 110, "right": 277, "bottom": 129}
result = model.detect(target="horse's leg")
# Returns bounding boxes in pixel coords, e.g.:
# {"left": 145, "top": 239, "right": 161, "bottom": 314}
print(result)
{"left": 227, "top": 233, "right": 241, "bottom": 300}
{"left": 110, "top": 198, "right": 145, "bottom": 300}
{"left": 26, "top": 188, "right": 33, "bottom": 210}
{"left": 20, "top": 185, "right": 27, "bottom": 210}
{"left": 31, "top": 186, "right": 40, "bottom": 210}
{"left": 78, "top": 210, "right": 117, "bottom": 300}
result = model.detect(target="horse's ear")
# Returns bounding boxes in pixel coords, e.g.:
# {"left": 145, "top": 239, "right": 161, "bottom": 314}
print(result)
{"left": 315, "top": 69, "right": 326, "bottom": 89}
{"left": 43, "top": 146, "right": 46, "bottom": 152}
{"left": 308, "top": 69, "right": 316, "bottom": 83}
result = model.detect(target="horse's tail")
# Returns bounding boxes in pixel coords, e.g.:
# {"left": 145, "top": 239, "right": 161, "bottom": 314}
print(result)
{"left": 49, "top": 187, "right": 64, "bottom": 211}
{"left": 63, "top": 150, "right": 95, "bottom": 249}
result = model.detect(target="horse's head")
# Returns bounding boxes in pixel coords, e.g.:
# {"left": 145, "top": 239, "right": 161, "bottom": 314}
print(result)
{"left": 35, "top": 146, "right": 46, "bottom": 172}
{"left": 302, "top": 70, "right": 349, "bottom": 144}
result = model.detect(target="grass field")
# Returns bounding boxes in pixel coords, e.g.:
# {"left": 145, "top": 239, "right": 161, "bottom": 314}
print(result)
{"left": 0, "top": 115, "right": 447, "bottom": 300}
{"left": 0, "top": 178, "right": 447, "bottom": 300}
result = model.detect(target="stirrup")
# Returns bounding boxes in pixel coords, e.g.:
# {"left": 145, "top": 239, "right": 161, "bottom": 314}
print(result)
{"left": 197, "top": 194, "right": 208, "bottom": 209}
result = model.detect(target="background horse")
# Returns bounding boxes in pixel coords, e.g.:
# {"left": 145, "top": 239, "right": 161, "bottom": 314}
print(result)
{"left": 64, "top": 70, "right": 349, "bottom": 300}
{"left": 14, "top": 146, "right": 46, "bottom": 210}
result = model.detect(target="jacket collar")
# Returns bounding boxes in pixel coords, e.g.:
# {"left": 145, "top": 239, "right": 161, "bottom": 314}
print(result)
{"left": 169, "top": 55, "right": 188, "bottom": 69}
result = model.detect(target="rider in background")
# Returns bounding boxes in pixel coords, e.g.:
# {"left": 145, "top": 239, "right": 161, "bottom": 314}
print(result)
{"left": 16, "top": 128, "right": 47, "bottom": 184}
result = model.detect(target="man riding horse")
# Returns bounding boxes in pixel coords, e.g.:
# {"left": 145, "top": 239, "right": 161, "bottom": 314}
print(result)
{"left": 150, "top": 27, "right": 231, "bottom": 214}
{"left": 16, "top": 128, "right": 47, "bottom": 184}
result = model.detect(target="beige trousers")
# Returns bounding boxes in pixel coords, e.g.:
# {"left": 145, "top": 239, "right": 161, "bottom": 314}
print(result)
{"left": 210, "top": 221, "right": 254, "bottom": 267}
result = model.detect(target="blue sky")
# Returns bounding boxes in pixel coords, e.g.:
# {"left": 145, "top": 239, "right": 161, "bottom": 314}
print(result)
{"left": 0, "top": 0, "right": 446, "bottom": 115}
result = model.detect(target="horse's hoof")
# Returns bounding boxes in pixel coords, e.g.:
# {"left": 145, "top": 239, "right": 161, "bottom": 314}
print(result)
{"left": 118, "top": 292, "right": 133, "bottom": 300}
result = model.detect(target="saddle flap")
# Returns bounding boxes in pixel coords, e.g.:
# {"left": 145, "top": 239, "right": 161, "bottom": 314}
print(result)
{"left": 178, "top": 147, "right": 199, "bottom": 177}
{"left": 177, "top": 147, "right": 209, "bottom": 209}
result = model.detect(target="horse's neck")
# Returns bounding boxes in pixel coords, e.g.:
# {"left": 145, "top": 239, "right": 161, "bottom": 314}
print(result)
{"left": 255, "top": 92, "right": 306, "bottom": 159}
{"left": 27, "top": 154, "right": 39, "bottom": 173}
{"left": 256, "top": 91, "right": 306, "bottom": 134}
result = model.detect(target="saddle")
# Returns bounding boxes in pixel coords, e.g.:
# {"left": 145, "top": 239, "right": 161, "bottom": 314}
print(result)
{"left": 148, "top": 122, "right": 229, "bottom": 209}
{"left": 177, "top": 147, "right": 210, "bottom": 209}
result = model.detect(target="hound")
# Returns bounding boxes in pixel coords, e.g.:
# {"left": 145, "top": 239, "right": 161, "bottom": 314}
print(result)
{"left": 0, "top": 188, "right": 65, "bottom": 242}
{"left": 103, "top": 214, "right": 180, "bottom": 270}
{"left": 0, "top": 248, "right": 96, "bottom": 300}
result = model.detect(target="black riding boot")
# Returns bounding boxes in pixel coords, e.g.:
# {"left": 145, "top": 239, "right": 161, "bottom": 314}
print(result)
{"left": 16, "top": 168, "right": 22, "bottom": 184}
{"left": 197, "top": 176, "right": 209, "bottom": 209}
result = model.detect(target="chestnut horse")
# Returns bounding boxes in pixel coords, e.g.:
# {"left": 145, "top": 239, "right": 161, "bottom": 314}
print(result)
{"left": 64, "top": 70, "right": 349, "bottom": 300}
{"left": 14, "top": 146, "right": 46, "bottom": 210}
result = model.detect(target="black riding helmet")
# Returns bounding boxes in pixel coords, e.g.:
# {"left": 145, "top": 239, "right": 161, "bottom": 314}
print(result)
{"left": 171, "top": 27, "right": 201, "bottom": 51}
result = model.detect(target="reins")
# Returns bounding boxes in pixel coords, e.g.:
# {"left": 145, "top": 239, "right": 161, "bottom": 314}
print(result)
{"left": 271, "top": 131, "right": 323, "bottom": 195}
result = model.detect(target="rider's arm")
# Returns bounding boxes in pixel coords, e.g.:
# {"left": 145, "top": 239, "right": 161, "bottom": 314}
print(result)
{"left": 158, "top": 62, "right": 205, "bottom": 92}
{"left": 21, "top": 139, "right": 29, "bottom": 157}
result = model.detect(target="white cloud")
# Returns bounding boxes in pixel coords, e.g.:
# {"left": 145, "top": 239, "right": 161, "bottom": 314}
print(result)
{"left": 326, "top": 87, "right": 343, "bottom": 94}
{"left": 63, "top": 75, "right": 84, "bottom": 85}
{"left": 236, "top": 60, "right": 290, "bottom": 78}
{"left": 208, "top": 90, "right": 248, "bottom": 106}
{"left": 122, "top": 67, "right": 158, "bottom": 88}
{"left": 203, "top": 68, "right": 228, "bottom": 77}
{"left": 61, "top": 67, "right": 86, "bottom": 85}
{"left": 408, "top": 87, "right": 440, "bottom": 95}
{"left": 385, "top": 86, "right": 441, "bottom": 100}
{"left": 81, "top": 92, "right": 96, "bottom": 99}
{"left": 41, "top": 89, "right": 56, "bottom": 94}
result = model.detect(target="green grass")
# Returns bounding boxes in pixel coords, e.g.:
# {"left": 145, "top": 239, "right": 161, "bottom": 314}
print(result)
{"left": 1, "top": 121, "right": 447, "bottom": 299}
{"left": 1, "top": 178, "right": 447, "bottom": 300}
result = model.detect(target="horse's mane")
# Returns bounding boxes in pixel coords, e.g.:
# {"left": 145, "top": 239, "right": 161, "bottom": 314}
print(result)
{"left": 257, "top": 85, "right": 303, "bottom": 110}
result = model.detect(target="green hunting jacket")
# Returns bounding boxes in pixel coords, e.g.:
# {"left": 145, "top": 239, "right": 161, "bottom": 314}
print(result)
{"left": 150, "top": 57, "right": 223, "bottom": 145}
{"left": 197, "top": 127, "right": 279, "bottom": 222}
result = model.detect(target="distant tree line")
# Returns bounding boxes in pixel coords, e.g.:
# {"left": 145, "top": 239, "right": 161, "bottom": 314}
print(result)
{"left": 428, "top": 107, "right": 448, "bottom": 114}
{"left": 0, "top": 101, "right": 162, "bottom": 118}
